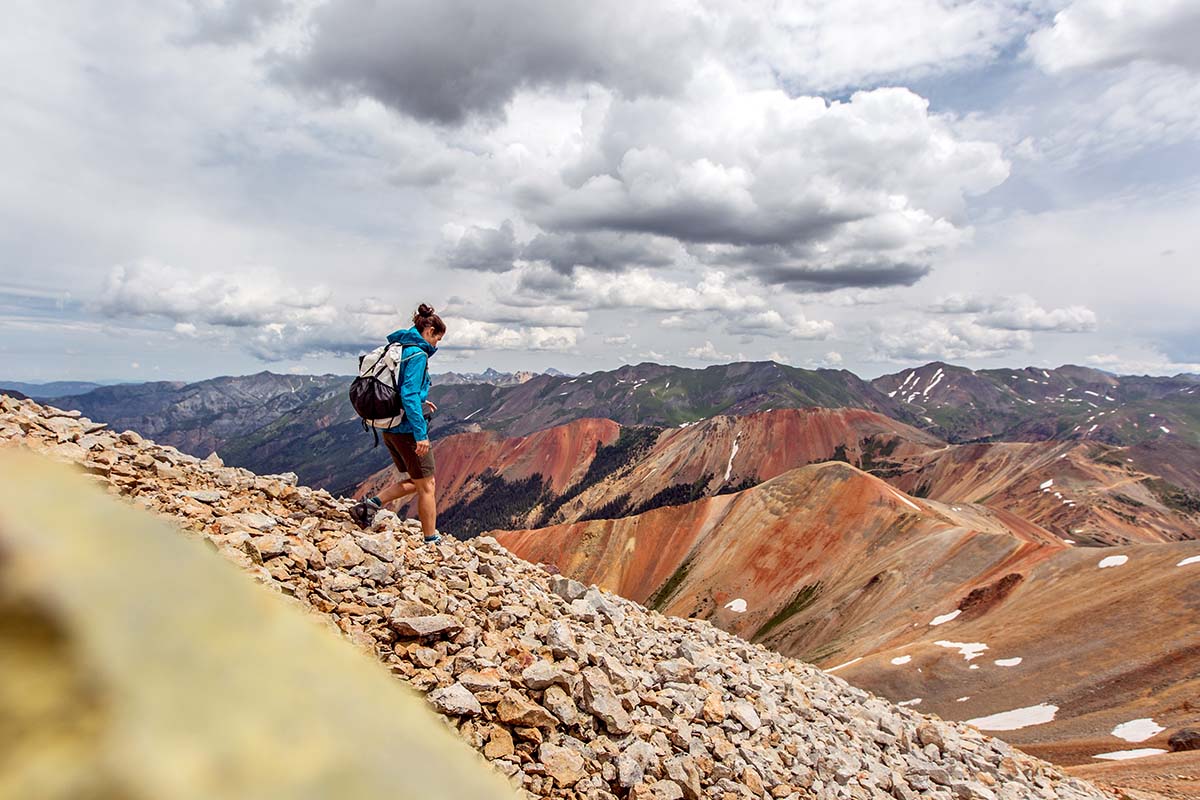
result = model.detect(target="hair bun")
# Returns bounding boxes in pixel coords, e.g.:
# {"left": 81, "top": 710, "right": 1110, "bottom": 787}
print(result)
{"left": 417, "top": 303, "right": 435, "bottom": 317}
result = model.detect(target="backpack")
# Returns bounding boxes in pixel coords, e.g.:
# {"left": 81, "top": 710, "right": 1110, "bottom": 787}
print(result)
{"left": 348, "top": 342, "right": 425, "bottom": 445}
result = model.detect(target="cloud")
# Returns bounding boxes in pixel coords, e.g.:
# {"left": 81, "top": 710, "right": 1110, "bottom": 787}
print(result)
{"left": 443, "top": 317, "right": 579, "bottom": 352}
{"left": 1027, "top": 0, "right": 1200, "bottom": 73}
{"left": 603, "top": 334, "right": 631, "bottom": 346}
{"left": 738, "top": 310, "right": 835, "bottom": 340}
{"left": 182, "top": 0, "right": 287, "bottom": 45}
{"left": 688, "top": 340, "right": 733, "bottom": 362}
{"left": 95, "top": 261, "right": 580, "bottom": 360}
{"left": 278, "top": 0, "right": 1043, "bottom": 126}
{"left": 275, "top": 0, "right": 701, "bottom": 125}
{"left": 872, "top": 318, "right": 1033, "bottom": 361}
{"left": 930, "top": 293, "right": 1097, "bottom": 332}
{"left": 98, "top": 262, "right": 337, "bottom": 328}
{"left": 523, "top": 77, "right": 1008, "bottom": 291}
{"left": 444, "top": 220, "right": 521, "bottom": 273}
{"left": 503, "top": 266, "right": 771, "bottom": 315}
{"left": 1086, "top": 351, "right": 1200, "bottom": 376}
{"left": 445, "top": 225, "right": 679, "bottom": 275}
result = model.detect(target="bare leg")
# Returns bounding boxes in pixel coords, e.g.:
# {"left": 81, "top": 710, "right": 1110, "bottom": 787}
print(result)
{"left": 412, "top": 475, "right": 437, "bottom": 539}
{"left": 377, "top": 479, "right": 416, "bottom": 506}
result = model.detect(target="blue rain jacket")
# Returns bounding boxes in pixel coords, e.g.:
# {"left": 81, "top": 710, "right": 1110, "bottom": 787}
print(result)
{"left": 383, "top": 327, "right": 436, "bottom": 441}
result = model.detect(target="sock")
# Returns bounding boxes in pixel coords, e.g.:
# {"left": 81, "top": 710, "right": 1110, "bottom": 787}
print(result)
{"left": 368, "top": 496, "right": 382, "bottom": 507}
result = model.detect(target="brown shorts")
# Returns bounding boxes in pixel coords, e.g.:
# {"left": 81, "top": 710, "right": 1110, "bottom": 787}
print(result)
{"left": 382, "top": 431, "right": 435, "bottom": 480}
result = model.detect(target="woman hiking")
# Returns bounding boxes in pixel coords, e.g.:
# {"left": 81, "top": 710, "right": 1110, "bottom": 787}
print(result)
{"left": 350, "top": 304, "right": 446, "bottom": 543}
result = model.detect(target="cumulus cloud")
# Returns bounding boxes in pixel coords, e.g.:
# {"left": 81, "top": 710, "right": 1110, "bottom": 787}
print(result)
{"left": 445, "top": 224, "right": 679, "bottom": 275}
{"left": 930, "top": 293, "right": 1098, "bottom": 332}
{"left": 738, "top": 310, "right": 835, "bottom": 340}
{"left": 444, "top": 221, "right": 521, "bottom": 273}
{"left": 503, "top": 267, "right": 771, "bottom": 315}
{"left": 98, "top": 262, "right": 337, "bottom": 328}
{"left": 96, "top": 261, "right": 579, "bottom": 360}
{"left": 1027, "top": 0, "right": 1200, "bottom": 73}
{"left": 872, "top": 318, "right": 1033, "bottom": 361}
{"left": 279, "top": 0, "right": 1043, "bottom": 125}
{"left": 523, "top": 77, "right": 1007, "bottom": 291}
{"left": 688, "top": 340, "right": 734, "bottom": 362}
{"left": 275, "top": 0, "right": 701, "bottom": 125}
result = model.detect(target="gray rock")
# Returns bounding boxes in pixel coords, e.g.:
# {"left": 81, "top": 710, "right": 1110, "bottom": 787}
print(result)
{"left": 429, "top": 683, "right": 482, "bottom": 716}
{"left": 579, "top": 667, "right": 633, "bottom": 734}
{"left": 549, "top": 574, "right": 588, "bottom": 602}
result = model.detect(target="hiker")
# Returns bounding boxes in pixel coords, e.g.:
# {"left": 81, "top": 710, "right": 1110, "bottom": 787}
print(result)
{"left": 350, "top": 304, "right": 446, "bottom": 543}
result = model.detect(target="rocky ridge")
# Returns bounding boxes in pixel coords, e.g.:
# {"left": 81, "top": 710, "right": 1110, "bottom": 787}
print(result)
{"left": 1, "top": 394, "right": 1120, "bottom": 800}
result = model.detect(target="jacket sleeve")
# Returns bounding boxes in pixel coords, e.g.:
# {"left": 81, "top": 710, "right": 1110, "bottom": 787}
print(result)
{"left": 398, "top": 349, "right": 429, "bottom": 441}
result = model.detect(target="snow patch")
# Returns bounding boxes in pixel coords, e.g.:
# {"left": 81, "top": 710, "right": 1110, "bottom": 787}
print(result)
{"left": 724, "top": 434, "right": 741, "bottom": 482}
{"left": 463, "top": 408, "right": 484, "bottom": 420}
{"left": 897, "top": 698, "right": 922, "bottom": 707}
{"left": 1098, "top": 555, "right": 1128, "bottom": 569}
{"left": 1092, "top": 748, "right": 1167, "bottom": 761}
{"left": 967, "top": 704, "right": 1058, "bottom": 731}
{"left": 1177, "top": 555, "right": 1200, "bottom": 567}
{"left": 1111, "top": 718, "right": 1164, "bottom": 743}
{"left": 994, "top": 657, "right": 1023, "bottom": 667}
{"left": 825, "top": 657, "right": 862, "bottom": 673}
{"left": 888, "top": 488, "right": 920, "bottom": 512}
{"left": 890, "top": 655, "right": 912, "bottom": 665}
{"left": 723, "top": 598, "right": 747, "bottom": 613}
{"left": 929, "top": 610, "right": 961, "bottom": 626}
{"left": 922, "top": 368, "right": 945, "bottom": 397}
{"left": 1039, "top": 479, "right": 1054, "bottom": 490}
{"left": 956, "top": 696, "right": 971, "bottom": 702}
{"left": 935, "top": 640, "right": 987, "bottom": 660}
{"left": 1160, "top": 426, "right": 1170, "bottom": 434}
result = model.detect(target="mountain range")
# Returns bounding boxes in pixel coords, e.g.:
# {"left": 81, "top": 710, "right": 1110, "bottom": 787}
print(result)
{"left": 17, "top": 358, "right": 1200, "bottom": 785}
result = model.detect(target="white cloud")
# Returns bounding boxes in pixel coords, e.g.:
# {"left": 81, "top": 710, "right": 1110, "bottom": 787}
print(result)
{"left": 98, "top": 262, "right": 338, "bottom": 328}
{"left": 688, "top": 340, "right": 733, "bottom": 362}
{"left": 1087, "top": 351, "right": 1200, "bottom": 375}
{"left": 526, "top": 73, "right": 1008, "bottom": 290}
{"left": 1027, "top": 0, "right": 1200, "bottom": 73}
{"left": 739, "top": 310, "right": 835, "bottom": 340}
{"left": 872, "top": 318, "right": 1033, "bottom": 361}
{"left": 931, "top": 293, "right": 1097, "bottom": 332}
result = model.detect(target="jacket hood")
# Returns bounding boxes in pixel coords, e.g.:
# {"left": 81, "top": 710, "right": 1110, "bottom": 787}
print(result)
{"left": 389, "top": 327, "right": 437, "bottom": 355}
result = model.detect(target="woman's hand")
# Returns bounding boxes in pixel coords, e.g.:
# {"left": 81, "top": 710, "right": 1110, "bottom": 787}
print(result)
{"left": 415, "top": 439, "right": 431, "bottom": 456}
{"left": 423, "top": 400, "right": 438, "bottom": 412}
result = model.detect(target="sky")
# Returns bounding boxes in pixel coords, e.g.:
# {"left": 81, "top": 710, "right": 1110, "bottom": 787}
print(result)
{"left": 2, "top": 0, "right": 1199, "bottom": 383}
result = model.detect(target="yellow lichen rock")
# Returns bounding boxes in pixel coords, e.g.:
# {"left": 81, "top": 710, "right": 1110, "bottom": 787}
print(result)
{"left": 0, "top": 451, "right": 515, "bottom": 800}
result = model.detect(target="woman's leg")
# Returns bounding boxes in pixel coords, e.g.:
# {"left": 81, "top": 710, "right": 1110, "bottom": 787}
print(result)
{"left": 377, "top": 479, "right": 416, "bottom": 506}
{"left": 411, "top": 475, "right": 437, "bottom": 540}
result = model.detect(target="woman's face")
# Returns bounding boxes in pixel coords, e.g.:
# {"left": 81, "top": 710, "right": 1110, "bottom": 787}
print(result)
{"left": 422, "top": 327, "right": 444, "bottom": 348}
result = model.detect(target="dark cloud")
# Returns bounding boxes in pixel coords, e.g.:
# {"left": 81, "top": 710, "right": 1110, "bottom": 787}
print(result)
{"left": 756, "top": 261, "right": 931, "bottom": 290}
{"left": 275, "top": 0, "right": 699, "bottom": 125}
{"left": 522, "top": 232, "right": 675, "bottom": 273}
{"left": 444, "top": 221, "right": 520, "bottom": 273}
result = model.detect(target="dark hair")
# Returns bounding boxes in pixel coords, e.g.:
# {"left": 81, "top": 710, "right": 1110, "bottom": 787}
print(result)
{"left": 412, "top": 303, "right": 446, "bottom": 335}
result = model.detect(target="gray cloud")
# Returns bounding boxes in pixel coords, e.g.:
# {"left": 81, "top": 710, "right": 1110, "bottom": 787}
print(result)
{"left": 522, "top": 231, "right": 677, "bottom": 274}
{"left": 445, "top": 221, "right": 520, "bottom": 273}
{"left": 182, "top": 0, "right": 287, "bottom": 45}
{"left": 275, "top": 0, "right": 701, "bottom": 125}
{"left": 755, "top": 261, "right": 931, "bottom": 290}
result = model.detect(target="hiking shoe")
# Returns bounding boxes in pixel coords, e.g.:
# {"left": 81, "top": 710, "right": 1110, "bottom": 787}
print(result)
{"left": 349, "top": 499, "right": 379, "bottom": 529}
{"left": 423, "top": 533, "right": 442, "bottom": 544}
